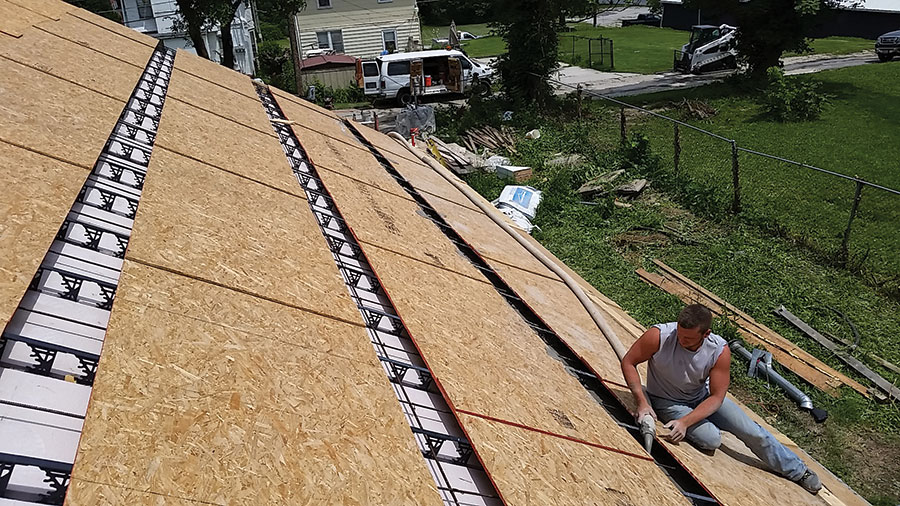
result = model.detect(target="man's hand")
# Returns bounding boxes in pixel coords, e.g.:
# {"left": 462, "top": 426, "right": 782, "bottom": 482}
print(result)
{"left": 635, "top": 401, "right": 657, "bottom": 423}
{"left": 663, "top": 418, "right": 689, "bottom": 443}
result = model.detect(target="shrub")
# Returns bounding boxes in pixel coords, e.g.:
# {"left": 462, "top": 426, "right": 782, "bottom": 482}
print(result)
{"left": 761, "top": 66, "right": 828, "bottom": 121}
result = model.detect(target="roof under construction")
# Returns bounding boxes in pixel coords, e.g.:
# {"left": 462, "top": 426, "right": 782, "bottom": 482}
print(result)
{"left": 0, "top": 1, "right": 872, "bottom": 505}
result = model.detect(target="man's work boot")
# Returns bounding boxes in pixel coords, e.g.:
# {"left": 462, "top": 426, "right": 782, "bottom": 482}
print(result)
{"left": 795, "top": 469, "right": 822, "bottom": 494}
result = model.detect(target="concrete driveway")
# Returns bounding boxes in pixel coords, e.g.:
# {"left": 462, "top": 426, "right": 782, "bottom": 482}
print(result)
{"left": 553, "top": 50, "right": 878, "bottom": 97}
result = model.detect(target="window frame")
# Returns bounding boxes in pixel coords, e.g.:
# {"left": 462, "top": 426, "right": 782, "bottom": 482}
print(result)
{"left": 381, "top": 29, "right": 398, "bottom": 53}
{"left": 315, "top": 30, "right": 344, "bottom": 52}
{"left": 316, "top": 0, "right": 332, "bottom": 9}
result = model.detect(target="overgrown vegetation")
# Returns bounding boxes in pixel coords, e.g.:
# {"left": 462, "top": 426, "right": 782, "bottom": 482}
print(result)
{"left": 761, "top": 66, "right": 829, "bottom": 121}
{"left": 442, "top": 85, "right": 900, "bottom": 502}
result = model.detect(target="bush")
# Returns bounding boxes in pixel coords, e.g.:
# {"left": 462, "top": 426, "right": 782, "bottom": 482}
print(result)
{"left": 761, "top": 66, "right": 828, "bottom": 121}
{"left": 256, "top": 40, "right": 295, "bottom": 93}
{"left": 307, "top": 80, "right": 366, "bottom": 107}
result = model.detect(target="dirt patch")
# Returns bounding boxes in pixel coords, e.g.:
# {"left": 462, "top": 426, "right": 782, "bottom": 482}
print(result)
{"left": 838, "top": 428, "right": 900, "bottom": 502}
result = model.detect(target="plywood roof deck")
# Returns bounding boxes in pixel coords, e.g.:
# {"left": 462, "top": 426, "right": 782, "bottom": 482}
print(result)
{"left": 68, "top": 260, "right": 443, "bottom": 505}
{"left": 341, "top": 126, "right": 869, "bottom": 506}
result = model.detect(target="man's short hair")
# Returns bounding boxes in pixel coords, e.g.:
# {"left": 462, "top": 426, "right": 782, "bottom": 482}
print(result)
{"left": 678, "top": 304, "right": 712, "bottom": 332}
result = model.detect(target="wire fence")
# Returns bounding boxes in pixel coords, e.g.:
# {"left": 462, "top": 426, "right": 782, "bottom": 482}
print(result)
{"left": 548, "top": 74, "right": 900, "bottom": 276}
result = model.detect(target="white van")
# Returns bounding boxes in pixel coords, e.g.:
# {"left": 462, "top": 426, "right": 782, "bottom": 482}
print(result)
{"left": 357, "top": 49, "right": 494, "bottom": 104}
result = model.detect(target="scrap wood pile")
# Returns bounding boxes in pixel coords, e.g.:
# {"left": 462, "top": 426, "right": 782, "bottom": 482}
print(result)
{"left": 428, "top": 137, "right": 479, "bottom": 175}
{"left": 462, "top": 125, "right": 518, "bottom": 154}
{"left": 671, "top": 98, "right": 717, "bottom": 120}
{"left": 636, "top": 260, "right": 880, "bottom": 400}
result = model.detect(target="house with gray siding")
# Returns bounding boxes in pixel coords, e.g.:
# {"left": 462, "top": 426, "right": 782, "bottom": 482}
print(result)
{"left": 294, "top": 0, "right": 422, "bottom": 59}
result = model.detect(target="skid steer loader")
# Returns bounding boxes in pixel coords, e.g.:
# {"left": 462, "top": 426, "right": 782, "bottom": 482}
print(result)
{"left": 674, "top": 24, "right": 739, "bottom": 74}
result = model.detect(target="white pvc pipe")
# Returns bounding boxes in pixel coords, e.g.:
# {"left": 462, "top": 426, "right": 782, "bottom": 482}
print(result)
{"left": 388, "top": 132, "right": 628, "bottom": 361}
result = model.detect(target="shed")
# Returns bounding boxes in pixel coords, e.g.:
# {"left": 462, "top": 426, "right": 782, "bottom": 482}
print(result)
{"left": 298, "top": 53, "right": 358, "bottom": 89}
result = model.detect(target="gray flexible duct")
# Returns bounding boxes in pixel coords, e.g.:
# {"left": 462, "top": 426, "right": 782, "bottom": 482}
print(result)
{"left": 388, "top": 132, "right": 628, "bottom": 361}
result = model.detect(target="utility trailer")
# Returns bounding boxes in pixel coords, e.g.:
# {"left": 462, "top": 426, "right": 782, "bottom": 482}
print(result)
{"left": 674, "top": 24, "right": 739, "bottom": 74}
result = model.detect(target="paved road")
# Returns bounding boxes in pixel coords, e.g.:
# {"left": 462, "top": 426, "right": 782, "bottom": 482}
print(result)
{"left": 553, "top": 51, "right": 878, "bottom": 97}
{"left": 571, "top": 6, "right": 651, "bottom": 28}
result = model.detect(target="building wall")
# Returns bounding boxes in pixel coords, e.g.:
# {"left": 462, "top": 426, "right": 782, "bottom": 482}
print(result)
{"left": 299, "top": 66, "right": 358, "bottom": 89}
{"left": 120, "top": 0, "right": 257, "bottom": 74}
{"left": 296, "top": 2, "right": 422, "bottom": 59}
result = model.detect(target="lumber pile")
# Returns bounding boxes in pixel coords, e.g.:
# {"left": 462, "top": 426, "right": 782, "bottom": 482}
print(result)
{"left": 462, "top": 125, "right": 517, "bottom": 154}
{"left": 637, "top": 260, "right": 871, "bottom": 398}
{"left": 428, "top": 137, "right": 478, "bottom": 175}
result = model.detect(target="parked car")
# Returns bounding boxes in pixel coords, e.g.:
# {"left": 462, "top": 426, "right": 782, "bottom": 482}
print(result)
{"left": 356, "top": 49, "right": 494, "bottom": 104}
{"left": 622, "top": 13, "right": 661, "bottom": 27}
{"left": 432, "top": 31, "right": 481, "bottom": 47}
{"left": 875, "top": 29, "right": 900, "bottom": 62}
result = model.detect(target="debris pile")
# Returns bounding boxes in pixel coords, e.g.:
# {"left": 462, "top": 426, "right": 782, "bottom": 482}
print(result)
{"left": 462, "top": 125, "right": 518, "bottom": 154}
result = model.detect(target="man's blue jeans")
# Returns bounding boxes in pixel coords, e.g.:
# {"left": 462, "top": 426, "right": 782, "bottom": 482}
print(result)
{"left": 650, "top": 394, "right": 807, "bottom": 481}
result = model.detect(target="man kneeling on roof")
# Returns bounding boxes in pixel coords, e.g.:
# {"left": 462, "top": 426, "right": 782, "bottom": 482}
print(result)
{"left": 621, "top": 303, "right": 822, "bottom": 494}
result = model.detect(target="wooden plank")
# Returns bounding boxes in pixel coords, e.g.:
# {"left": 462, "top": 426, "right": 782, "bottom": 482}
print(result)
{"left": 34, "top": 12, "right": 155, "bottom": 68}
{"left": 356, "top": 245, "right": 654, "bottom": 459}
{"left": 638, "top": 264, "right": 870, "bottom": 397}
{"left": 0, "top": 142, "right": 89, "bottom": 327}
{"left": 153, "top": 98, "right": 302, "bottom": 198}
{"left": 313, "top": 167, "right": 485, "bottom": 281}
{"left": 124, "top": 147, "right": 360, "bottom": 323}
{"left": 776, "top": 306, "right": 899, "bottom": 401}
{"left": 0, "top": 58, "right": 123, "bottom": 168}
{"left": 0, "top": 23, "right": 143, "bottom": 101}
{"left": 457, "top": 413, "right": 690, "bottom": 506}
{"left": 0, "top": 0, "right": 48, "bottom": 37}
{"left": 167, "top": 55, "right": 271, "bottom": 131}
{"left": 171, "top": 49, "right": 255, "bottom": 98}
{"left": 66, "top": 481, "right": 201, "bottom": 506}
{"left": 68, "top": 263, "right": 443, "bottom": 505}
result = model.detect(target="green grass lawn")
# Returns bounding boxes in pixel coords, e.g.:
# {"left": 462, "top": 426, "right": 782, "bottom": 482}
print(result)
{"left": 423, "top": 24, "right": 874, "bottom": 71}
{"left": 615, "top": 62, "right": 900, "bottom": 278}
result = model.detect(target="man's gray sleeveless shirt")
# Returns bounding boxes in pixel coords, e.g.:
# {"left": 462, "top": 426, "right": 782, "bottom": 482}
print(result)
{"left": 646, "top": 322, "right": 727, "bottom": 403}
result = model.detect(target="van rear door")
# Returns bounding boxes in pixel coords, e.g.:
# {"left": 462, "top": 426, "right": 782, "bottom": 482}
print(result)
{"left": 361, "top": 60, "right": 381, "bottom": 96}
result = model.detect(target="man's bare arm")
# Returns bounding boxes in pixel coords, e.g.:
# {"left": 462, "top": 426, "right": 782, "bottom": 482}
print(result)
{"left": 621, "top": 327, "right": 660, "bottom": 420}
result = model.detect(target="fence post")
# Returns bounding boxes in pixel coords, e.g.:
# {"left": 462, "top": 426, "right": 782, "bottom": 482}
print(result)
{"left": 673, "top": 124, "right": 681, "bottom": 177}
{"left": 839, "top": 180, "right": 864, "bottom": 265}
{"left": 588, "top": 39, "right": 593, "bottom": 68}
{"left": 731, "top": 140, "right": 741, "bottom": 214}
{"left": 573, "top": 36, "right": 576, "bottom": 61}
{"left": 610, "top": 39, "right": 614, "bottom": 69}
{"left": 620, "top": 107, "right": 627, "bottom": 145}
{"left": 577, "top": 84, "right": 583, "bottom": 121}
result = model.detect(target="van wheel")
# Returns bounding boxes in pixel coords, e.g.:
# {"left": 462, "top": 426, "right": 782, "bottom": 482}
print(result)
{"left": 476, "top": 80, "right": 492, "bottom": 97}
{"left": 397, "top": 88, "right": 414, "bottom": 106}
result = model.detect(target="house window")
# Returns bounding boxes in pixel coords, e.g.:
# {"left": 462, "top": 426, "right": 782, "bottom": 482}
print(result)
{"left": 136, "top": 0, "right": 153, "bottom": 19}
{"left": 316, "top": 30, "right": 344, "bottom": 52}
{"left": 382, "top": 30, "right": 397, "bottom": 53}
{"left": 317, "top": 0, "right": 332, "bottom": 9}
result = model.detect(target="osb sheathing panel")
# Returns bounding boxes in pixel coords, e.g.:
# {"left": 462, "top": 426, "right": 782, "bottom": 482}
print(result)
{"left": 124, "top": 148, "right": 360, "bottom": 323}
{"left": 0, "top": 26, "right": 144, "bottom": 101}
{"left": 114, "top": 261, "right": 372, "bottom": 362}
{"left": 0, "top": 58, "right": 121, "bottom": 168}
{"left": 457, "top": 413, "right": 690, "bottom": 506}
{"left": 6, "top": 0, "right": 72, "bottom": 20}
{"left": 274, "top": 91, "right": 368, "bottom": 149}
{"left": 173, "top": 49, "right": 256, "bottom": 98}
{"left": 316, "top": 168, "right": 486, "bottom": 281}
{"left": 35, "top": 13, "right": 155, "bottom": 67}
{"left": 68, "top": 8, "right": 158, "bottom": 47}
{"left": 70, "top": 296, "right": 442, "bottom": 505}
{"left": 0, "top": 143, "right": 88, "bottom": 327}
{"left": 359, "top": 246, "right": 649, "bottom": 457}
{"left": 427, "top": 195, "right": 565, "bottom": 279}
{"left": 66, "top": 480, "right": 201, "bottom": 505}
{"left": 153, "top": 98, "right": 300, "bottom": 197}
{"left": 352, "top": 124, "right": 448, "bottom": 175}
{"left": 167, "top": 67, "right": 270, "bottom": 133}
{"left": 0, "top": 0, "right": 48, "bottom": 36}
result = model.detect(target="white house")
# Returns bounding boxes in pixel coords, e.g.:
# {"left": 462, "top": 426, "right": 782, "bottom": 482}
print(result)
{"left": 118, "top": 0, "right": 258, "bottom": 75}
{"left": 294, "top": 0, "right": 422, "bottom": 59}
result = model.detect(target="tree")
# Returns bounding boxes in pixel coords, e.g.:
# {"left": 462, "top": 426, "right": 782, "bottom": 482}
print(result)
{"left": 490, "top": 0, "right": 592, "bottom": 104}
{"left": 174, "top": 0, "right": 304, "bottom": 69}
{"left": 683, "top": 0, "right": 851, "bottom": 79}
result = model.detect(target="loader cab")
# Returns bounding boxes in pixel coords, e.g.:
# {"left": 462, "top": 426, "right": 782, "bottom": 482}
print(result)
{"left": 686, "top": 25, "right": 721, "bottom": 53}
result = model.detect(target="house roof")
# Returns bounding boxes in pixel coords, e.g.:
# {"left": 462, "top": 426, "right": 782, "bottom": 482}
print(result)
{"left": 0, "top": 1, "right": 874, "bottom": 505}
{"left": 300, "top": 53, "right": 357, "bottom": 68}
